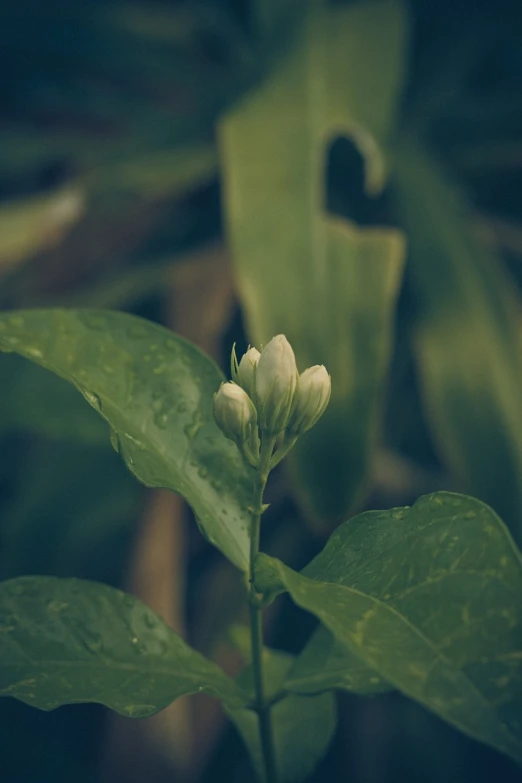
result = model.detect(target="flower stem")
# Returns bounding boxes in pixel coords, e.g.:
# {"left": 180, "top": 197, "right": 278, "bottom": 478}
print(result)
{"left": 249, "top": 435, "right": 279, "bottom": 783}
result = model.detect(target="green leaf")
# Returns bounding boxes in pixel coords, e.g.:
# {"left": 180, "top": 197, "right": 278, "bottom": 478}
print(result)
{"left": 220, "top": 0, "right": 407, "bottom": 520}
{"left": 286, "top": 625, "right": 391, "bottom": 696}
{"left": 393, "top": 138, "right": 522, "bottom": 540}
{"left": 0, "top": 309, "right": 252, "bottom": 571}
{"left": 0, "top": 576, "right": 245, "bottom": 716}
{"left": 255, "top": 492, "right": 522, "bottom": 765}
{"left": 88, "top": 143, "right": 218, "bottom": 199}
{"left": 0, "top": 188, "right": 83, "bottom": 270}
{"left": 227, "top": 647, "right": 337, "bottom": 782}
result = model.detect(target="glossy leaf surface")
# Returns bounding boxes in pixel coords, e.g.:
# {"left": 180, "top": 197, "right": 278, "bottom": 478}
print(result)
{"left": 220, "top": 0, "right": 407, "bottom": 521}
{"left": 0, "top": 577, "right": 245, "bottom": 716}
{"left": 0, "top": 309, "right": 252, "bottom": 570}
{"left": 255, "top": 492, "right": 522, "bottom": 765}
{"left": 286, "top": 625, "right": 391, "bottom": 696}
{"left": 227, "top": 648, "right": 337, "bottom": 782}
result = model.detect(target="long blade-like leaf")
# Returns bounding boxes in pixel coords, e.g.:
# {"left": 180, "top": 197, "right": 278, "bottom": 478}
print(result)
{"left": 220, "top": 0, "right": 407, "bottom": 520}
{"left": 394, "top": 139, "right": 522, "bottom": 540}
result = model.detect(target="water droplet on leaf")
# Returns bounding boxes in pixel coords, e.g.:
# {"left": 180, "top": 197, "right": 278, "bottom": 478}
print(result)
{"left": 83, "top": 390, "right": 102, "bottom": 411}
{"left": 153, "top": 412, "right": 168, "bottom": 430}
{"left": 82, "top": 631, "right": 104, "bottom": 654}
{"left": 124, "top": 704, "right": 155, "bottom": 718}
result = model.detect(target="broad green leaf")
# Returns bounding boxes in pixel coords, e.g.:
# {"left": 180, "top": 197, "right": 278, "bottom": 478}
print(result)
{"left": 393, "top": 139, "right": 522, "bottom": 540}
{"left": 286, "top": 625, "right": 391, "bottom": 696}
{"left": 220, "top": 0, "right": 407, "bottom": 520}
{"left": 255, "top": 492, "right": 522, "bottom": 765}
{"left": 0, "top": 576, "right": 245, "bottom": 716}
{"left": 0, "top": 309, "right": 252, "bottom": 570}
{"left": 227, "top": 647, "right": 337, "bottom": 782}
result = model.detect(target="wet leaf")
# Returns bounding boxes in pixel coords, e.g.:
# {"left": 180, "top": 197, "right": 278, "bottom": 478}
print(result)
{"left": 0, "top": 576, "right": 245, "bottom": 716}
{"left": 255, "top": 492, "right": 522, "bottom": 765}
{"left": 286, "top": 625, "right": 391, "bottom": 696}
{"left": 0, "top": 309, "right": 252, "bottom": 570}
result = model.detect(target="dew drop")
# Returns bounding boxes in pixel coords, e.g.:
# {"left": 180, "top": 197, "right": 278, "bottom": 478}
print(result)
{"left": 82, "top": 632, "right": 103, "bottom": 654}
{"left": 165, "top": 338, "right": 178, "bottom": 352}
{"left": 124, "top": 704, "right": 155, "bottom": 718}
{"left": 184, "top": 420, "right": 202, "bottom": 440}
{"left": 131, "top": 636, "right": 139, "bottom": 645}
{"left": 83, "top": 390, "right": 102, "bottom": 411}
{"left": 110, "top": 428, "right": 121, "bottom": 454}
{"left": 153, "top": 412, "right": 169, "bottom": 430}
{"left": 26, "top": 347, "right": 43, "bottom": 359}
{"left": 143, "top": 613, "right": 157, "bottom": 629}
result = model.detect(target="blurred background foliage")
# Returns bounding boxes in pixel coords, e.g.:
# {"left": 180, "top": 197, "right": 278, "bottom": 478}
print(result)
{"left": 1, "top": 0, "right": 522, "bottom": 781}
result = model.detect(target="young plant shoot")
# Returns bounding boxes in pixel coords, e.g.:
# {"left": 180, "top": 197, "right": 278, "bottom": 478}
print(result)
{"left": 0, "top": 309, "right": 521, "bottom": 783}
{"left": 215, "top": 336, "right": 331, "bottom": 781}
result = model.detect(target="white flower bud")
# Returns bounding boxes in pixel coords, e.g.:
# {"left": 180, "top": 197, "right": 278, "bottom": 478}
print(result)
{"left": 255, "top": 335, "right": 299, "bottom": 434}
{"left": 236, "top": 347, "right": 260, "bottom": 396}
{"left": 213, "top": 382, "right": 260, "bottom": 465}
{"left": 288, "top": 365, "right": 331, "bottom": 435}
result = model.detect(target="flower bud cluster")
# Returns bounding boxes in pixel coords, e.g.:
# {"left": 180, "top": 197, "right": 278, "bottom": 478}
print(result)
{"left": 213, "top": 335, "right": 331, "bottom": 466}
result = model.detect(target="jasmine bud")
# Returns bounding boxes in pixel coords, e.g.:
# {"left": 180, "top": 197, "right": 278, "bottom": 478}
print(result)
{"left": 236, "top": 347, "right": 260, "bottom": 397}
{"left": 255, "top": 335, "right": 298, "bottom": 434}
{"left": 213, "top": 382, "right": 260, "bottom": 466}
{"left": 288, "top": 365, "right": 331, "bottom": 435}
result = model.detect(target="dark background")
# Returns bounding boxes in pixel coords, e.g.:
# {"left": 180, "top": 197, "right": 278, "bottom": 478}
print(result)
{"left": 1, "top": 0, "right": 522, "bottom": 781}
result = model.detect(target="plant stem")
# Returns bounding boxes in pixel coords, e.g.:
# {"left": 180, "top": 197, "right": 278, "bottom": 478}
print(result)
{"left": 249, "top": 435, "right": 279, "bottom": 783}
